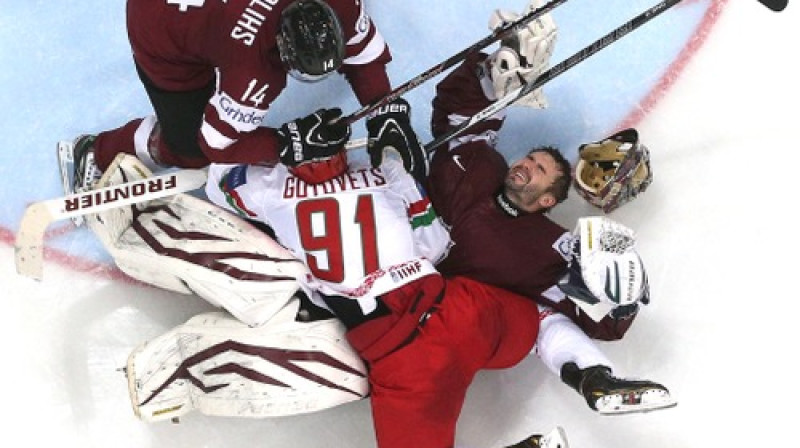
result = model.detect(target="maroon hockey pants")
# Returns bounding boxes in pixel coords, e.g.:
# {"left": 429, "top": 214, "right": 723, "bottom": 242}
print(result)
{"left": 362, "top": 275, "right": 540, "bottom": 448}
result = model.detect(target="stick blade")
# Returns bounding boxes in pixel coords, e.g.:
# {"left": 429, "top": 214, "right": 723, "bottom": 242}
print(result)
{"left": 14, "top": 202, "right": 54, "bottom": 280}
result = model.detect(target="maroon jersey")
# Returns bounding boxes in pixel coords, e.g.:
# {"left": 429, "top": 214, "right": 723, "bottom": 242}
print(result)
{"left": 126, "top": 0, "right": 391, "bottom": 164}
{"left": 427, "top": 53, "right": 635, "bottom": 340}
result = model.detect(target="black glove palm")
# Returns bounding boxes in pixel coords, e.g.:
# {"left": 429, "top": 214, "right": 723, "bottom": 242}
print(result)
{"left": 366, "top": 98, "right": 428, "bottom": 182}
{"left": 277, "top": 108, "right": 351, "bottom": 166}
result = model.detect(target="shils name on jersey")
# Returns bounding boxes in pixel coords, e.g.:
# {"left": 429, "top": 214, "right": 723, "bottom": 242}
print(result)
{"left": 283, "top": 168, "right": 387, "bottom": 199}
{"left": 231, "top": 0, "right": 281, "bottom": 46}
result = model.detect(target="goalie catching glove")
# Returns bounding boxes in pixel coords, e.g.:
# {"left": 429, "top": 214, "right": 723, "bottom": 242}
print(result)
{"left": 574, "top": 128, "right": 653, "bottom": 213}
{"left": 482, "top": 0, "right": 558, "bottom": 108}
{"left": 277, "top": 108, "right": 351, "bottom": 184}
{"left": 366, "top": 97, "right": 428, "bottom": 182}
{"left": 557, "top": 216, "right": 650, "bottom": 322}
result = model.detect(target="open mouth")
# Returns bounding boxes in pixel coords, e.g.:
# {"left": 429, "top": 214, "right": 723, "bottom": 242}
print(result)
{"left": 509, "top": 167, "right": 529, "bottom": 184}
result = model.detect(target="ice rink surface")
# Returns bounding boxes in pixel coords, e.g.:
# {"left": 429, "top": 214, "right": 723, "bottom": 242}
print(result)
{"left": 2, "top": 0, "right": 799, "bottom": 447}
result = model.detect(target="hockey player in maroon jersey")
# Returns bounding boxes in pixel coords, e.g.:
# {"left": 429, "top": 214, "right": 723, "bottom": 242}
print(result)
{"left": 383, "top": 1, "right": 673, "bottom": 423}
{"left": 58, "top": 0, "right": 422, "bottom": 212}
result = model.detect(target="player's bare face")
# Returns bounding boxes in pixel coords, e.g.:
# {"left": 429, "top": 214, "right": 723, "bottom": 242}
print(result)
{"left": 504, "top": 151, "right": 560, "bottom": 212}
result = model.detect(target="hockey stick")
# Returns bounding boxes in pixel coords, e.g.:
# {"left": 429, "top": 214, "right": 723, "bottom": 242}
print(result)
{"left": 425, "top": 0, "right": 684, "bottom": 152}
{"left": 757, "top": 0, "right": 788, "bottom": 11}
{"left": 14, "top": 139, "right": 369, "bottom": 281}
{"left": 14, "top": 167, "right": 208, "bottom": 280}
{"left": 342, "top": 0, "right": 569, "bottom": 124}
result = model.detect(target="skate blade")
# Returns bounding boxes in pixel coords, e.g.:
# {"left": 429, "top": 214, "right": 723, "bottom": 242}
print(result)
{"left": 57, "top": 140, "right": 85, "bottom": 227}
{"left": 595, "top": 388, "right": 678, "bottom": 415}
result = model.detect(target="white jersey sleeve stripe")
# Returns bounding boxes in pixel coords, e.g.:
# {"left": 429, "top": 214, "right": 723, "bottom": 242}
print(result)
{"left": 344, "top": 31, "right": 387, "bottom": 65}
{"left": 201, "top": 120, "right": 237, "bottom": 151}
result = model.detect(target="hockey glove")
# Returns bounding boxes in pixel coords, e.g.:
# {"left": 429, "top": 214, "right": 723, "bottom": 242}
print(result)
{"left": 277, "top": 108, "right": 351, "bottom": 167}
{"left": 485, "top": 0, "right": 557, "bottom": 108}
{"left": 366, "top": 98, "right": 428, "bottom": 182}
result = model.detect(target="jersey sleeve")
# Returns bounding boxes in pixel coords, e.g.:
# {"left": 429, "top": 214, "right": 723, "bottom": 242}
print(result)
{"left": 425, "top": 51, "right": 511, "bottom": 225}
{"left": 382, "top": 159, "right": 452, "bottom": 265}
{"left": 430, "top": 51, "right": 505, "bottom": 146}
{"left": 336, "top": 0, "right": 392, "bottom": 104}
{"left": 196, "top": 50, "right": 289, "bottom": 165}
{"left": 205, "top": 163, "right": 275, "bottom": 223}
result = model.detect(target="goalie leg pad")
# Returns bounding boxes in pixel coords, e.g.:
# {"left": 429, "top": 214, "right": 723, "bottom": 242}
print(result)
{"left": 88, "top": 155, "right": 310, "bottom": 327}
{"left": 127, "top": 303, "right": 368, "bottom": 422}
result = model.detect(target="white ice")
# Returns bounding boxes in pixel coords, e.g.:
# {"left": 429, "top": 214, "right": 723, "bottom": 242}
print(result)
{"left": 2, "top": 1, "right": 799, "bottom": 447}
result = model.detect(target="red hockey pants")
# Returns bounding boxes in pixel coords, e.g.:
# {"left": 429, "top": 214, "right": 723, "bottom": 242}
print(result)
{"left": 362, "top": 275, "right": 540, "bottom": 448}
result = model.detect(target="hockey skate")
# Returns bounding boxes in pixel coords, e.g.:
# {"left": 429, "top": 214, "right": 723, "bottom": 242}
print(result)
{"left": 57, "top": 134, "right": 102, "bottom": 226}
{"left": 507, "top": 426, "right": 569, "bottom": 448}
{"left": 561, "top": 362, "right": 677, "bottom": 415}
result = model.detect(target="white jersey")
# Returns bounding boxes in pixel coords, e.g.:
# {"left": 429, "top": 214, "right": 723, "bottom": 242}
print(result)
{"left": 206, "top": 155, "right": 451, "bottom": 315}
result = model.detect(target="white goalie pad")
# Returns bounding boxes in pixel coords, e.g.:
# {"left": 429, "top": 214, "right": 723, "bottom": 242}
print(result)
{"left": 88, "top": 154, "right": 310, "bottom": 327}
{"left": 127, "top": 302, "right": 368, "bottom": 422}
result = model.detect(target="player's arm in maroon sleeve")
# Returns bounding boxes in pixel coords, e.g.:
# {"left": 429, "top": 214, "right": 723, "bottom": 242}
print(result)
{"left": 430, "top": 51, "right": 505, "bottom": 143}
{"left": 335, "top": 0, "right": 393, "bottom": 104}
{"left": 195, "top": 64, "right": 287, "bottom": 166}
{"left": 424, "top": 52, "right": 509, "bottom": 222}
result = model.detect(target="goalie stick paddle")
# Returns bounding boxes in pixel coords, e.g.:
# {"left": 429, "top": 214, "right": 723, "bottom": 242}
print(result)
{"left": 341, "top": 0, "right": 570, "bottom": 124}
{"left": 14, "top": 168, "right": 208, "bottom": 280}
{"left": 425, "top": 0, "right": 685, "bottom": 152}
{"left": 757, "top": 0, "right": 788, "bottom": 11}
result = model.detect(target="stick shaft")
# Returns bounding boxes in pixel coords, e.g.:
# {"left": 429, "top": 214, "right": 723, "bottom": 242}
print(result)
{"left": 425, "top": 0, "right": 684, "bottom": 152}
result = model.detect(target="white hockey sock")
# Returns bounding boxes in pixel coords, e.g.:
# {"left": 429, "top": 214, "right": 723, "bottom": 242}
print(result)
{"left": 534, "top": 305, "right": 613, "bottom": 376}
{"left": 133, "top": 115, "right": 161, "bottom": 172}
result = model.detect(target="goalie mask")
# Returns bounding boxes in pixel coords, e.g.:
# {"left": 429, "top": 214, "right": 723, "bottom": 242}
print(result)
{"left": 557, "top": 216, "right": 650, "bottom": 322}
{"left": 574, "top": 128, "right": 652, "bottom": 213}
{"left": 277, "top": 0, "right": 345, "bottom": 82}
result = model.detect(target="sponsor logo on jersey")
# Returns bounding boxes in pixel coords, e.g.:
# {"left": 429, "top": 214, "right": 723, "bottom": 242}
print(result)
{"left": 494, "top": 191, "right": 521, "bottom": 217}
{"left": 451, "top": 154, "right": 466, "bottom": 171}
{"left": 214, "top": 93, "right": 267, "bottom": 132}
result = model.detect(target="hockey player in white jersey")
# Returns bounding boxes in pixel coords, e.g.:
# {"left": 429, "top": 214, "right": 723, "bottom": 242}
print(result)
{"left": 203, "top": 137, "right": 567, "bottom": 447}
{"left": 83, "top": 119, "right": 566, "bottom": 446}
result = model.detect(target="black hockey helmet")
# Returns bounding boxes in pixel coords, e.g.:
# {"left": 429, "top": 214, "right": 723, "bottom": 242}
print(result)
{"left": 277, "top": 0, "right": 346, "bottom": 82}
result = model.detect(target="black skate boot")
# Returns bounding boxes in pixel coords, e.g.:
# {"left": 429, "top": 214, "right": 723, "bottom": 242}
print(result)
{"left": 57, "top": 134, "right": 102, "bottom": 225}
{"left": 507, "top": 427, "right": 569, "bottom": 448}
{"left": 561, "top": 362, "right": 677, "bottom": 414}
